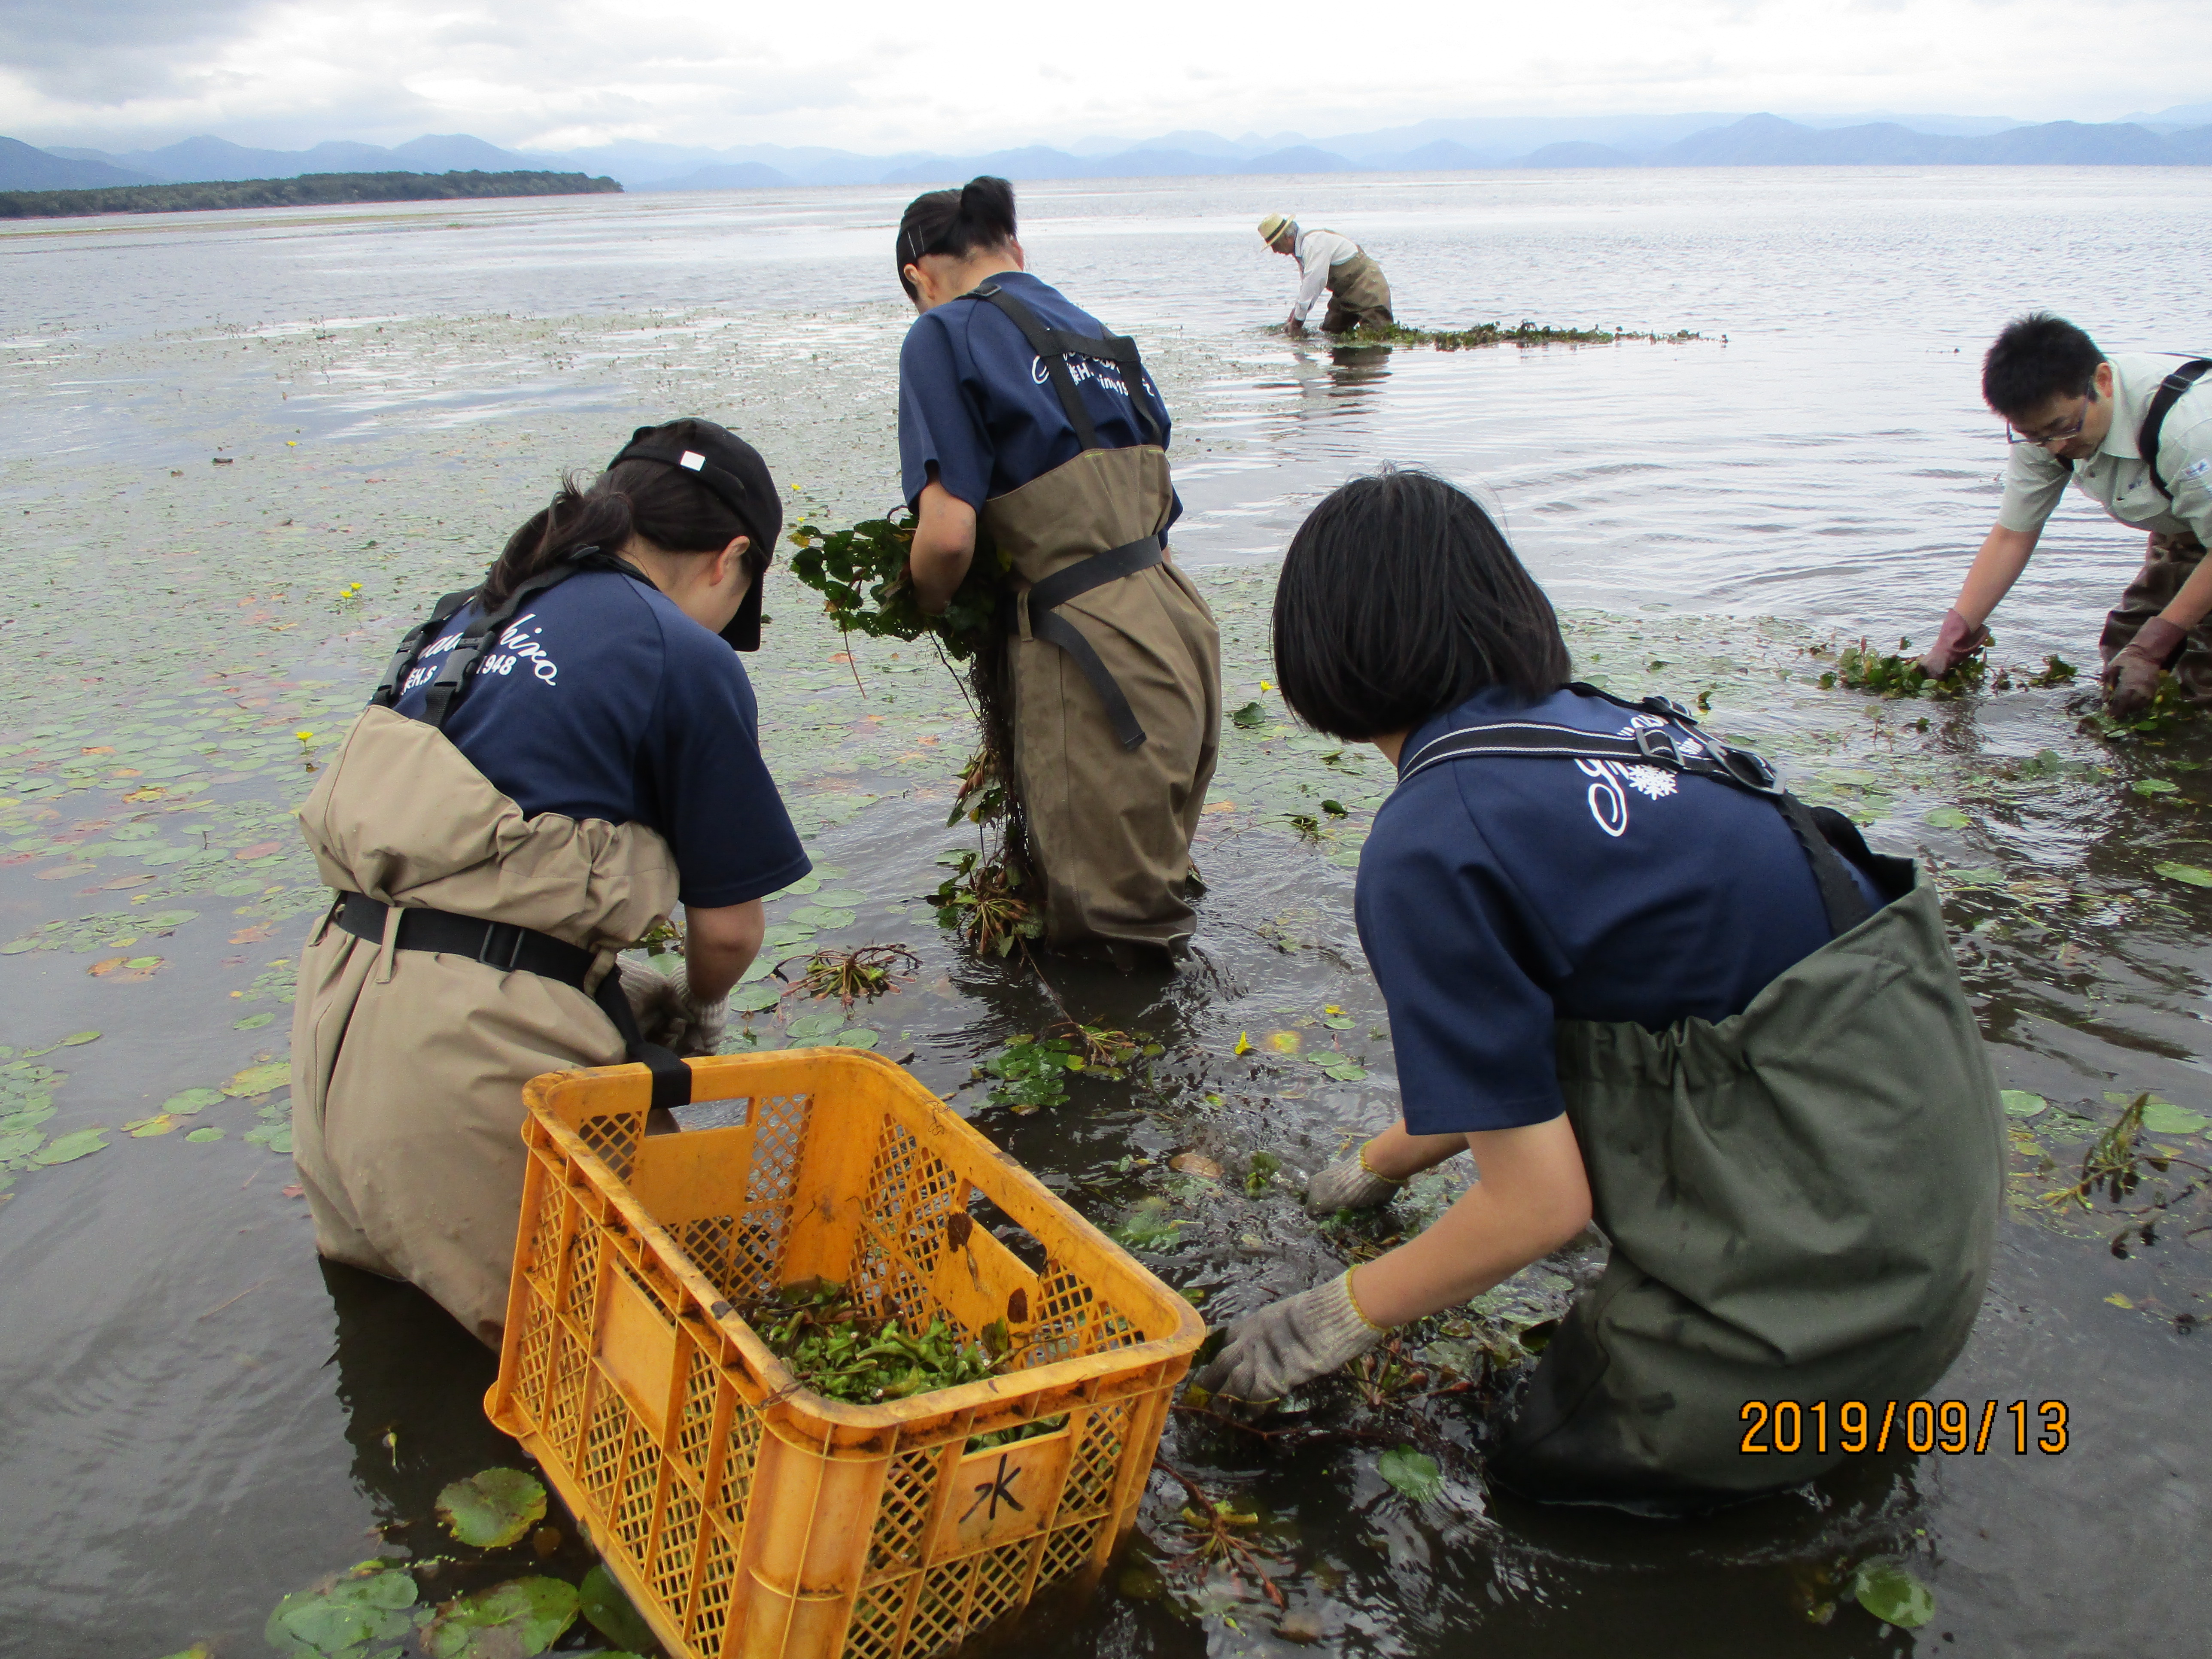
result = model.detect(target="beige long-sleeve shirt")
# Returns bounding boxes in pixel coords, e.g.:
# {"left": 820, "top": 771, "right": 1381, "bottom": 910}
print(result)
{"left": 1996, "top": 351, "right": 2212, "bottom": 548}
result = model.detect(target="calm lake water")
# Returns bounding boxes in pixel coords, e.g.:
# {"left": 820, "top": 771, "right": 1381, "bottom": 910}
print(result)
{"left": 2, "top": 168, "right": 2209, "bottom": 1658}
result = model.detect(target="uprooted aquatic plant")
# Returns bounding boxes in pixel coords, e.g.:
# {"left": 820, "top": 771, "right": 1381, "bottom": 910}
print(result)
{"left": 1149, "top": 1458, "right": 1290, "bottom": 1610}
{"left": 779, "top": 942, "right": 918, "bottom": 1007}
{"left": 1344, "top": 319, "right": 1707, "bottom": 351}
{"left": 1824, "top": 636, "right": 1985, "bottom": 699}
{"left": 2041, "top": 1092, "right": 2212, "bottom": 1254}
{"left": 929, "top": 847, "right": 1042, "bottom": 958}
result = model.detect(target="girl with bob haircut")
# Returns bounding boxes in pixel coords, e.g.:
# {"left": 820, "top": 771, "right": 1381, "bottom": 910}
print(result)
{"left": 893, "top": 176, "right": 1221, "bottom": 955}
{"left": 288, "top": 419, "right": 810, "bottom": 1346}
{"left": 1195, "top": 468, "right": 2004, "bottom": 1511}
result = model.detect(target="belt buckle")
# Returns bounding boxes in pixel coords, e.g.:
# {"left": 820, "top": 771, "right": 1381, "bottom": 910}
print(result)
{"left": 479, "top": 920, "right": 525, "bottom": 972}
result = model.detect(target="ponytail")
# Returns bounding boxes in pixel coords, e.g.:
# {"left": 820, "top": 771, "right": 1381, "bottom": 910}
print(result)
{"left": 895, "top": 175, "right": 1018, "bottom": 299}
{"left": 483, "top": 475, "right": 634, "bottom": 606}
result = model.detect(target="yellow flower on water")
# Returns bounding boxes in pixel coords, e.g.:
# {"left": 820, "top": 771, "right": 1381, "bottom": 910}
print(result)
{"left": 1233, "top": 1032, "right": 1252, "bottom": 1056}
{"left": 295, "top": 729, "right": 313, "bottom": 742}
{"left": 1323, "top": 1005, "right": 1343, "bottom": 1016}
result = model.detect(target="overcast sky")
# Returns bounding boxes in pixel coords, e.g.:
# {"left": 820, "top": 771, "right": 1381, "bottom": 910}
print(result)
{"left": 0, "top": 0, "right": 2199, "bottom": 154}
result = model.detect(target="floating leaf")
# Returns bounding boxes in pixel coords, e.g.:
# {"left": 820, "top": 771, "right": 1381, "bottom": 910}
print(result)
{"left": 1265, "top": 1030, "right": 1301, "bottom": 1054}
{"left": 790, "top": 905, "right": 857, "bottom": 927}
{"left": 578, "top": 1564, "right": 657, "bottom": 1653}
{"left": 265, "top": 1566, "right": 418, "bottom": 1656}
{"left": 424, "top": 1576, "right": 579, "bottom": 1659}
{"left": 436, "top": 1468, "right": 548, "bottom": 1548}
{"left": 2140, "top": 1100, "right": 2207, "bottom": 1135}
{"left": 830, "top": 1028, "right": 879, "bottom": 1049}
{"left": 2133, "top": 779, "right": 2180, "bottom": 796}
{"left": 2154, "top": 862, "right": 2212, "bottom": 887}
{"left": 1376, "top": 1446, "right": 1442, "bottom": 1503}
{"left": 1230, "top": 702, "right": 1267, "bottom": 729}
{"left": 732, "top": 981, "right": 782, "bottom": 1012}
{"left": 1922, "top": 805, "right": 1969, "bottom": 828}
{"left": 2000, "top": 1091, "right": 2047, "bottom": 1118}
{"left": 163, "top": 1087, "right": 224, "bottom": 1113}
{"left": 30, "top": 1129, "right": 107, "bottom": 1165}
{"left": 185, "top": 1127, "right": 225, "bottom": 1142}
{"left": 59, "top": 1030, "right": 100, "bottom": 1047}
{"left": 235, "top": 1012, "right": 275, "bottom": 1030}
{"left": 126, "top": 1113, "right": 180, "bottom": 1137}
{"left": 786, "top": 1011, "right": 846, "bottom": 1041}
{"left": 224, "top": 1061, "right": 292, "bottom": 1097}
{"left": 1850, "top": 1562, "right": 1935, "bottom": 1629}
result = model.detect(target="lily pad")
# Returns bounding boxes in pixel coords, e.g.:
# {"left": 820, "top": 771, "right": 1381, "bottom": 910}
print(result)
{"left": 185, "top": 1127, "right": 225, "bottom": 1142}
{"left": 224, "top": 1061, "right": 292, "bottom": 1097}
{"left": 732, "top": 981, "right": 782, "bottom": 1013}
{"left": 2000, "top": 1091, "right": 2048, "bottom": 1118}
{"left": 1850, "top": 1561, "right": 1935, "bottom": 1629}
{"left": 1230, "top": 702, "right": 1267, "bottom": 729}
{"left": 1922, "top": 805, "right": 1970, "bottom": 828}
{"left": 30, "top": 1128, "right": 107, "bottom": 1165}
{"left": 790, "top": 906, "right": 857, "bottom": 928}
{"left": 424, "top": 1576, "right": 579, "bottom": 1659}
{"left": 265, "top": 1566, "right": 418, "bottom": 1656}
{"left": 2153, "top": 862, "right": 2212, "bottom": 887}
{"left": 58, "top": 1030, "right": 100, "bottom": 1047}
{"left": 163, "top": 1087, "right": 225, "bottom": 1112}
{"left": 1376, "top": 1446, "right": 1442, "bottom": 1503}
{"left": 2133, "top": 779, "right": 2180, "bottom": 796}
{"left": 436, "top": 1468, "right": 548, "bottom": 1548}
{"left": 578, "top": 1564, "right": 656, "bottom": 1653}
{"left": 830, "top": 1028, "right": 879, "bottom": 1049}
{"left": 2140, "top": 1100, "right": 2208, "bottom": 1135}
{"left": 786, "top": 1011, "right": 846, "bottom": 1041}
{"left": 235, "top": 1012, "right": 276, "bottom": 1030}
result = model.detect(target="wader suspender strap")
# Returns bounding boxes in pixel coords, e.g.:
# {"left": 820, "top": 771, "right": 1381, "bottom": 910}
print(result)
{"left": 344, "top": 558, "right": 693, "bottom": 1107}
{"left": 2141, "top": 358, "right": 2211, "bottom": 500}
{"left": 964, "top": 282, "right": 1165, "bottom": 449}
{"left": 964, "top": 281, "right": 1170, "bottom": 751}
{"left": 368, "top": 589, "right": 478, "bottom": 709}
{"left": 1399, "top": 687, "right": 1875, "bottom": 936}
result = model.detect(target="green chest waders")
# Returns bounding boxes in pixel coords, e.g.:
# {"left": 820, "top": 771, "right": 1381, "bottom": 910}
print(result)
{"left": 960, "top": 283, "right": 1223, "bottom": 950}
{"left": 1399, "top": 690, "right": 2005, "bottom": 1511}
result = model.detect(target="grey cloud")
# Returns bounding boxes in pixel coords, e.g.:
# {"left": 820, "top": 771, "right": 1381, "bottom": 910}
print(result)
{"left": 0, "top": 0, "right": 288, "bottom": 99}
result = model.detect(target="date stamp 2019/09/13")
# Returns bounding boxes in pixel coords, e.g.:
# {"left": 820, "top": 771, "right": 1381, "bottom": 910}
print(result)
{"left": 1740, "top": 1399, "right": 2069, "bottom": 1456}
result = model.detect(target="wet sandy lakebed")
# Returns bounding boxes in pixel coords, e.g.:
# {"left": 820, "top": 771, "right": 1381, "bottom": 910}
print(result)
{"left": 1, "top": 174, "right": 2208, "bottom": 1656}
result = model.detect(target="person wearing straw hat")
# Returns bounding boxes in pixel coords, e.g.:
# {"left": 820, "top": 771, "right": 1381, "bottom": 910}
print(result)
{"left": 1258, "top": 213, "right": 1394, "bottom": 337}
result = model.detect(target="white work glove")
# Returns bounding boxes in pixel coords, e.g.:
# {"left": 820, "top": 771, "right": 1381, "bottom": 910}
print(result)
{"left": 1189, "top": 1273, "right": 1386, "bottom": 1410}
{"left": 1305, "top": 1144, "right": 1405, "bottom": 1216}
{"left": 617, "top": 957, "right": 727, "bottom": 1058}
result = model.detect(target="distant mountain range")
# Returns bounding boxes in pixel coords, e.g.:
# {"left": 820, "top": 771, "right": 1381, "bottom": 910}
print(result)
{"left": 9, "top": 106, "right": 2212, "bottom": 194}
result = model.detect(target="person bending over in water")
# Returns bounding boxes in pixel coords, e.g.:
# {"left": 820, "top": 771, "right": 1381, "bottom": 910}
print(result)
{"left": 1918, "top": 313, "right": 2212, "bottom": 717}
{"left": 289, "top": 419, "right": 809, "bottom": 1346}
{"left": 1193, "top": 468, "right": 2003, "bottom": 1512}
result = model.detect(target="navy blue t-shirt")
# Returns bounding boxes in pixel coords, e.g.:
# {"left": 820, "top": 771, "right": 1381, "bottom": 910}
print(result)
{"left": 898, "top": 270, "right": 1178, "bottom": 514}
{"left": 1355, "top": 685, "right": 1886, "bottom": 1136}
{"left": 391, "top": 569, "right": 809, "bottom": 909}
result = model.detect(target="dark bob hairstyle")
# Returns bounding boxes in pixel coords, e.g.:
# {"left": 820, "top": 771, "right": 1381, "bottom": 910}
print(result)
{"left": 1272, "top": 467, "right": 1571, "bottom": 740}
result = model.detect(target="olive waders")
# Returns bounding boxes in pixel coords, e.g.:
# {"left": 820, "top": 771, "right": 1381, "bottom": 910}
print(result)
{"left": 2094, "top": 359, "right": 2212, "bottom": 700}
{"left": 964, "top": 284, "right": 1223, "bottom": 951}
{"left": 1317, "top": 245, "right": 1393, "bottom": 334}
{"left": 1399, "top": 691, "right": 2004, "bottom": 1512}
{"left": 290, "top": 558, "right": 691, "bottom": 1346}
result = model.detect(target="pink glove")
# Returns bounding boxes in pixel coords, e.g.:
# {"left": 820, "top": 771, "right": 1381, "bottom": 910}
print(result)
{"left": 2103, "top": 617, "right": 2188, "bottom": 719}
{"left": 1916, "top": 608, "right": 1990, "bottom": 679}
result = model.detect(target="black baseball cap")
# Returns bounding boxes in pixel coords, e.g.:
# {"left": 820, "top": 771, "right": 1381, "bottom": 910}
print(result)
{"left": 608, "top": 419, "right": 781, "bottom": 650}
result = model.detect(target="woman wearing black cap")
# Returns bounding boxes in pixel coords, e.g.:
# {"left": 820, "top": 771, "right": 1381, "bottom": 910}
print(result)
{"left": 896, "top": 176, "right": 1222, "bottom": 954}
{"left": 286, "top": 418, "right": 811, "bottom": 1346}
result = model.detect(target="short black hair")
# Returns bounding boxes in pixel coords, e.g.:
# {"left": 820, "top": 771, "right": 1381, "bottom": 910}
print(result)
{"left": 1982, "top": 313, "right": 2105, "bottom": 419}
{"left": 895, "top": 176, "right": 1018, "bottom": 301}
{"left": 1271, "top": 467, "right": 1572, "bottom": 740}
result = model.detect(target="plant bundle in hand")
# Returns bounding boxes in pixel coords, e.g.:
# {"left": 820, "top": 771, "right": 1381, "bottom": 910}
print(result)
{"left": 785, "top": 510, "right": 1006, "bottom": 660}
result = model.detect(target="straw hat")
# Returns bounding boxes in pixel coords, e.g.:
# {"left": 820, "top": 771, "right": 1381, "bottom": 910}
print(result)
{"left": 1257, "top": 213, "right": 1294, "bottom": 246}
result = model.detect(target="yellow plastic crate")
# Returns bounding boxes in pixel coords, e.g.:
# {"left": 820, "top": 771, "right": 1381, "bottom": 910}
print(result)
{"left": 486, "top": 1048, "right": 1205, "bottom": 1659}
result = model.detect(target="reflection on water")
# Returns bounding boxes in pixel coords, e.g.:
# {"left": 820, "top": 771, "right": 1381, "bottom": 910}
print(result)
{"left": 1, "top": 169, "right": 2209, "bottom": 1656}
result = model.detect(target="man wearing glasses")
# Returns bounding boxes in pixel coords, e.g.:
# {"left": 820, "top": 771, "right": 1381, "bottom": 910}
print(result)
{"left": 1918, "top": 313, "right": 2212, "bottom": 716}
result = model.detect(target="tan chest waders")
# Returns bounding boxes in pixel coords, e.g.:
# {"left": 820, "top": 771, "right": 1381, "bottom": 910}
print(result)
{"left": 1397, "top": 689, "right": 2004, "bottom": 1511}
{"left": 964, "top": 283, "right": 1223, "bottom": 950}
{"left": 289, "top": 556, "right": 693, "bottom": 1345}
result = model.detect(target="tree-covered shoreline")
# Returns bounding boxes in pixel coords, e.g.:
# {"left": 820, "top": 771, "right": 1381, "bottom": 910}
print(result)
{"left": 0, "top": 169, "right": 620, "bottom": 219}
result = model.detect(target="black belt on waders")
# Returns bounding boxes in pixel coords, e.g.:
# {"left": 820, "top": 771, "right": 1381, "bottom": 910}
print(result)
{"left": 966, "top": 280, "right": 1170, "bottom": 752}
{"left": 1399, "top": 684, "right": 1915, "bottom": 929}
{"left": 341, "top": 547, "right": 694, "bottom": 1109}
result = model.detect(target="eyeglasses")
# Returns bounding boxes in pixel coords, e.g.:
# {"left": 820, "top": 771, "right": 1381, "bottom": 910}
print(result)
{"left": 2006, "top": 395, "right": 2094, "bottom": 448}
